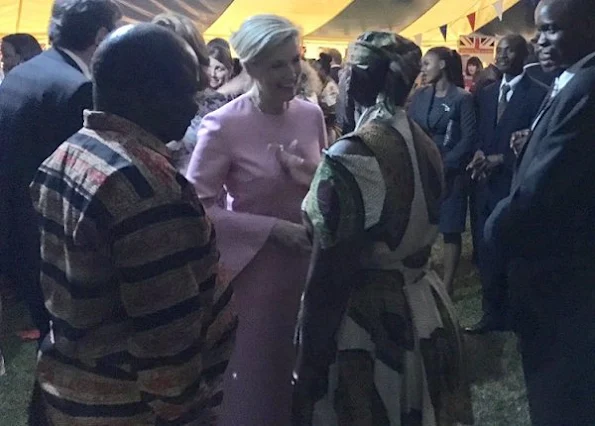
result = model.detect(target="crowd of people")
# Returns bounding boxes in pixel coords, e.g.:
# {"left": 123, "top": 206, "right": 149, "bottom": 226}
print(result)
{"left": 0, "top": 0, "right": 594, "bottom": 425}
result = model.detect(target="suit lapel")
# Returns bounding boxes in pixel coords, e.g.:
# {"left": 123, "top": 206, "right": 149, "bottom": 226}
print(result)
{"left": 431, "top": 100, "right": 450, "bottom": 128}
{"left": 479, "top": 83, "right": 499, "bottom": 153}
{"left": 515, "top": 84, "right": 556, "bottom": 169}
{"left": 420, "top": 87, "right": 441, "bottom": 129}
{"left": 513, "top": 95, "right": 558, "bottom": 185}
{"left": 496, "top": 77, "right": 530, "bottom": 147}
{"left": 428, "top": 84, "right": 456, "bottom": 130}
{"left": 486, "top": 83, "right": 499, "bottom": 129}
{"left": 529, "top": 85, "right": 556, "bottom": 131}
{"left": 500, "top": 76, "right": 529, "bottom": 124}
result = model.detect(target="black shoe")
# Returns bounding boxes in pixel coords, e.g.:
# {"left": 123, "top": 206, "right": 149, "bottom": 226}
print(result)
{"left": 464, "top": 317, "right": 509, "bottom": 334}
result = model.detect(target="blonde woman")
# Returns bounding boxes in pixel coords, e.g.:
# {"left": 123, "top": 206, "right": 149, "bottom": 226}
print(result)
{"left": 186, "top": 15, "right": 326, "bottom": 426}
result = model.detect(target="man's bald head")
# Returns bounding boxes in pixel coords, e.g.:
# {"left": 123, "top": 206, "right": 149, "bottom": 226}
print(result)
{"left": 535, "top": 0, "right": 595, "bottom": 71}
{"left": 93, "top": 23, "right": 198, "bottom": 100}
{"left": 92, "top": 23, "right": 200, "bottom": 142}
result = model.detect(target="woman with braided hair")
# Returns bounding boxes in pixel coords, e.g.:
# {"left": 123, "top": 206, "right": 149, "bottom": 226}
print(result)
{"left": 292, "top": 32, "right": 473, "bottom": 426}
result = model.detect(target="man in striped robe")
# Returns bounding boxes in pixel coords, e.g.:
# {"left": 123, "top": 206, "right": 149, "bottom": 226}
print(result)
{"left": 28, "top": 23, "right": 236, "bottom": 425}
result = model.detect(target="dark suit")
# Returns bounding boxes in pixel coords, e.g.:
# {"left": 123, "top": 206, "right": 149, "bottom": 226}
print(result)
{"left": 485, "top": 52, "right": 595, "bottom": 426}
{"left": 474, "top": 75, "right": 548, "bottom": 322}
{"left": 408, "top": 84, "right": 476, "bottom": 234}
{"left": 0, "top": 48, "right": 92, "bottom": 337}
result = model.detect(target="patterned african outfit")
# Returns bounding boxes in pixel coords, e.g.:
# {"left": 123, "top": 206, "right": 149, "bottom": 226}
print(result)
{"left": 298, "top": 107, "right": 473, "bottom": 426}
{"left": 29, "top": 111, "right": 236, "bottom": 425}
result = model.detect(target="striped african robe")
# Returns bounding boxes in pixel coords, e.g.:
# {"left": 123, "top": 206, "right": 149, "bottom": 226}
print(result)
{"left": 29, "top": 110, "right": 236, "bottom": 425}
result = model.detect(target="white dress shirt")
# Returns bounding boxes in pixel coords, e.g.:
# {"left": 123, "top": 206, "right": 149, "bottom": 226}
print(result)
{"left": 499, "top": 72, "right": 524, "bottom": 102}
{"left": 550, "top": 70, "right": 574, "bottom": 98}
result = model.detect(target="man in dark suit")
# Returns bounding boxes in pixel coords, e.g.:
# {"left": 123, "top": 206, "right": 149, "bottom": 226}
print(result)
{"left": 466, "top": 35, "right": 548, "bottom": 334}
{"left": 484, "top": 0, "right": 595, "bottom": 424}
{"left": 0, "top": 0, "right": 121, "bottom": 340}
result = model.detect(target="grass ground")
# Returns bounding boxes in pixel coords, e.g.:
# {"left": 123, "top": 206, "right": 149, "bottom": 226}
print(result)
{"left": 0, "top": 231, "right": 530, "bottom": 425}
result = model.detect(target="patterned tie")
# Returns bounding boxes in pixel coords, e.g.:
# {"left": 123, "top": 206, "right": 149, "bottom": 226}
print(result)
{"left": 497, "top": 84, "right": 511, "bottom": 122}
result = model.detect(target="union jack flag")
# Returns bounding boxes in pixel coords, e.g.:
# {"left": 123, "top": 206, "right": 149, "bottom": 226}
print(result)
{"left": 458, "top": 36, "right": 496, "bottom": 55}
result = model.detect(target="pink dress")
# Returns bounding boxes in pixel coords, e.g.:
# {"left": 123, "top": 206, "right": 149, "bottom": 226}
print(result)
{"left": 186, "top": 94, "right": 326, "bottom": 426}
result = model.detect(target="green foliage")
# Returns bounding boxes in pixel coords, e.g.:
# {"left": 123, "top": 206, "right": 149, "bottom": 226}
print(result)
{"left": 0, "top": 303, "right": 35, "bottom": 426}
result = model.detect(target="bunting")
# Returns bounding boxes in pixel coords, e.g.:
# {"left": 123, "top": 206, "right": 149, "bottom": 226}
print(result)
{"left": 439, "top": 24, "right": 448, "bottom": 41}
{"left": 493, "top": 0, "right": 504, "bottom": 21}
{"left": 467, "top": 12, "right": 476, "bottom": 31}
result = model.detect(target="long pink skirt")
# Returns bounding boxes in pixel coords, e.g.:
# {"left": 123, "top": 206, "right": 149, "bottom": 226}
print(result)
{"left": 218, "top": 241, "right": 309, "bottom": 426}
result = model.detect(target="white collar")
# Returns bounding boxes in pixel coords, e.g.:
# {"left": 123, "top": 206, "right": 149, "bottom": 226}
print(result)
{"left": 60, "top": 48, "right": 91, "bottom": 79}
{"left": 500, "top": 72, "right": 524, "bottom": 91}
{"left": 554, "top": 71, "right": 574, "bottom": 94}
{"left": 552, "top": 51, "right": 595, "bottom": 96}
{"left": 523, "top": 62, "right": 539, "bottom": 70}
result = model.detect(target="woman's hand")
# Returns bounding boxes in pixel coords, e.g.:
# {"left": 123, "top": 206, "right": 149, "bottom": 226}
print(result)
{"left": 268, "top": 220, "right": 311, "bottom": 254}
{"left": 268, "top": 140, "right": 318, "bottom": 187}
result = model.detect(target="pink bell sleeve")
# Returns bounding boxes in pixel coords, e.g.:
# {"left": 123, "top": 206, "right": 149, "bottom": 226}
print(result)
{"left": 185, "top": 114, "right": 278, "bottom": 283}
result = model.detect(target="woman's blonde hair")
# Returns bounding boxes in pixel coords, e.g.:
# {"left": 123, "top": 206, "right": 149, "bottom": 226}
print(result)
{"left": 152, "top": 13, "right": 209, "bottom": 89}
{"left": 230, "top": 14, "right": 299, "bottom": 64}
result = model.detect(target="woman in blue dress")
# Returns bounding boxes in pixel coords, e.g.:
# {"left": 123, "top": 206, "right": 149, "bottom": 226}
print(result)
{"left": 408, "top": 47, "right": 477, "bottom": 294}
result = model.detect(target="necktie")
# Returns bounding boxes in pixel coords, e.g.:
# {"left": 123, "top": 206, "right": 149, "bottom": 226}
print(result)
{"left": 497, "top": 84, "right": 511, "bottom": 122}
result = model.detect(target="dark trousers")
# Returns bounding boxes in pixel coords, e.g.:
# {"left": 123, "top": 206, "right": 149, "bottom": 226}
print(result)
{"left": 509, "top": 255, "right": 595, "bottom": 426}
{"left": 520, "top": 326, "right": 595, "bottom": 425}
{"left": 2, "top": 182, "right": 49, "bottom": 339}
{"left": 475, "top": 188, "right": 509, "bottom": 322}
{"left": 29, "top": 383, "right": 51, "bottom": 426}
{"left": 468, "top": 182, "right": 480, "bottom": 264}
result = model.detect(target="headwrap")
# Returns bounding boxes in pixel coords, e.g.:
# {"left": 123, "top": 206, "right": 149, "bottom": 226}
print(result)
{"left": 349, "top": 31, "right": 422, "bottom": 96}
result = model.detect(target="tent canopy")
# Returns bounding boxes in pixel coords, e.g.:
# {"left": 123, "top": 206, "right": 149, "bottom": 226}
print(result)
{"left": 478, "top": 0, "right": 538, "bottom": 38}
{"left": 307, "top": 0, "right": 440, "bottom": 41}
{"left": 0, "top": 0, "right": 524, "bottom": 50}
